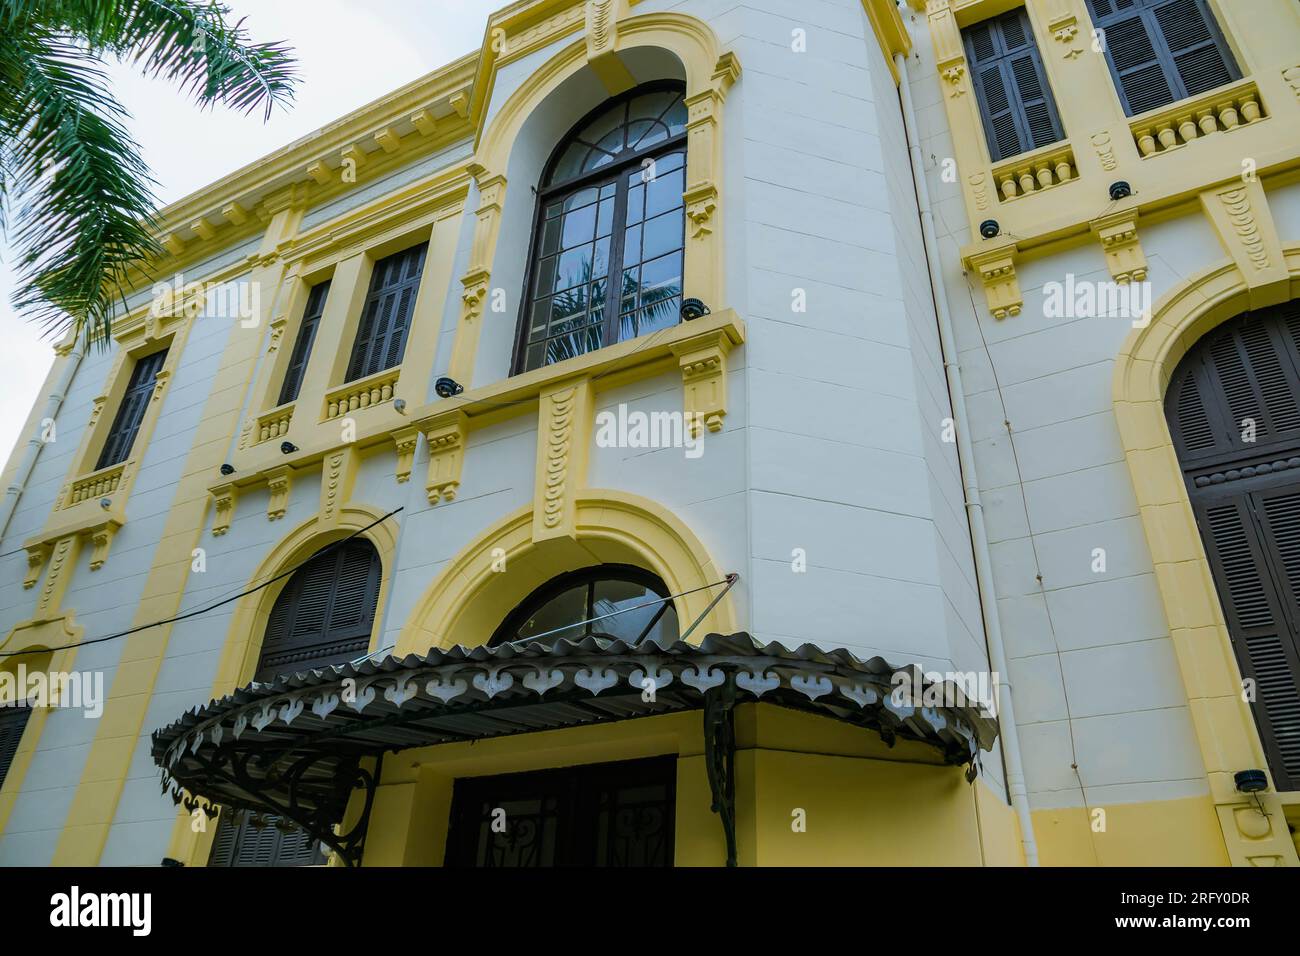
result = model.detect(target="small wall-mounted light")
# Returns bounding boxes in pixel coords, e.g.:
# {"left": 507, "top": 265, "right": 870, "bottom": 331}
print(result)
{"left": 1108, "top": 180, "right": 1132, "bottom": 201}
{"left": 680, "top": 298, "right": 710, "bottom": 321}
{"left": 160, "top": 857, "right": 185, "bottom": 868}
{"left": 99, "top": 497, "right": 112, "bottom": 510}
{"left": 393, "top": 398, "right": 407, "bottom": 414}
{"left": 979, "top": 219, "right": 1000, "bottom": 239}
{"left": 1234, "top": 769, "right": 1269, "bottom": 794}
{"left": 434, "top": 377, "right": 464, "bottom": 399}
{"left": 280, "top": 441, "right": 298, "bottom": 455}
{"left": 219, "top": 463, "right": 235, "bottom": 476}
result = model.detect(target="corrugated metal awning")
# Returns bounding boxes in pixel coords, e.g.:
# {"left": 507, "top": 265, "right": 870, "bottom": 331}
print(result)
{"left": 151, "top": 632, "right": 998, "bottom": 865}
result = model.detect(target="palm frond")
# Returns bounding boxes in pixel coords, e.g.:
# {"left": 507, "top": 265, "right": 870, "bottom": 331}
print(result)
{"left": 2, "top": 32, "right": 159, "bottom": 345}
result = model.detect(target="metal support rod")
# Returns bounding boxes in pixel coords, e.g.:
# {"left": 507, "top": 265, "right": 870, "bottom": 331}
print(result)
{"left": 703, "top": 671, "right": 739, "bottom": 866}
{"left": 680, "top": 572, "right": 739, "bottom": 643}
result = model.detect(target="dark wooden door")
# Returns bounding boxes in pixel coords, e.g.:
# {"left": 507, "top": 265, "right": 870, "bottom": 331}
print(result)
{"left": 445, "top": 757, "right": 676, "bottom": 867}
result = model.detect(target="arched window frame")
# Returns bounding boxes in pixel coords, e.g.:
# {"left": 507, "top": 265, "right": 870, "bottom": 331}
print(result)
{"left": 489, "top": 564, "right": 678, "bottom": 647}
{"left": 511, "top": 81, "right": 689, "bottom": 375}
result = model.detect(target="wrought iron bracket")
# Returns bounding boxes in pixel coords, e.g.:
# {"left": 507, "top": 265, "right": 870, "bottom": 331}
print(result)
{"left": 703, "top": 671, "right": 739, "bottom": 867}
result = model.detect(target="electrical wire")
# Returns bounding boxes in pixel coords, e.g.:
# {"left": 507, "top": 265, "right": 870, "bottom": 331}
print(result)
{"left": 0, "top": 505, "right": 404, "bottom": 659}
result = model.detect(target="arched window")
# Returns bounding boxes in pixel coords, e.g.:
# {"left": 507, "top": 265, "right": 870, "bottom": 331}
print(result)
{"left": 1166, "top": 300, "right": 1300, "bottom": 791}
{"left": 254, "top": 538, "right": 382, "bottom": 682}
{"left": 490, "top": 565, "right": 679, "bottom": 646}
{"left": 210, "top": 537, "right": 382, "bottom": 867}
{"left": 514, "top": 83, "right": 688, "bottom": 374}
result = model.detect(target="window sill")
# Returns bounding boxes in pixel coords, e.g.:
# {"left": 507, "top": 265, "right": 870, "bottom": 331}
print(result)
{"left": 1130, "top": 78, "right": 1265, "bottom": 158}
{"left": 990, "top": 141, "right": 1078, "bottom": 202}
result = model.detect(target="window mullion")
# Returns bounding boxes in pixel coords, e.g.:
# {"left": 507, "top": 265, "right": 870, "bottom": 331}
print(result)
{"left": 605, "top": 172, "right": 632, "bottom": 349}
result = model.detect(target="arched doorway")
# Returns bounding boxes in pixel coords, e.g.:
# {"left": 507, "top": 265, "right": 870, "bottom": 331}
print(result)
{"left": 1165, "top": 299, "right": 1300, "bottom": 791}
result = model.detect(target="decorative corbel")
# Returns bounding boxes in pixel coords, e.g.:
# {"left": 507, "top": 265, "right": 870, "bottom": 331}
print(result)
{"left": 266, "top": 466, "right": 293, "bottom": 521}
{"left": 373, "top": 127, "right": 402, "bottom": 154}
{"left": 1045, "top": 0, "right": 1084, "bottom": 59}
{"left": 449, "top": 90, "right": 469, "bottom": 119}
{"left": 307, "top": 161, "right": 332, "bottom": 185}
{"left": 267, "top": 316, "right": 287, "bottom": 353}
{"left": 672, "top": 331, "right": 734, "bottom": 435}
{"left": 1091, "top": 210, "right": 1148, "bottom": 283}
{"left": 87, "top": 519, "right": 121, "bottom": 571}
{"left": 151, "top": 368, "right": 172, "bottom": 404}
{"left": 222, "top": 202, "right": 248, "bottom": 226}
{"left": 211, "top": 484, "right": 237, "bottom": 536}
{"left": 411, "top": 109, "right": 437, "bottom": 136}
{"left": 340, "top": 144, "right": 368, "bottom": 172}
{"left": 23, "top": 543, "right": 50, "bottom": 590}
{"left": 711, "top": 51, "right": 742, "bottom": 98}
{"left": 393, "top": 427, "right": 420, "bottom": 484}
{"left": 424, "top": 412, "right": 467, "bottom": 504}
{"left": 161, "top": 233, "right": 186, "bottom": 256}
{"left": 460, "top": 267, "right": 490, "bottom": 323}
{"left": 683, "top": 181, "right": 718, "bottom": 238}
{"left": 965, "top": 238, "right": 1023, "bottom": 319}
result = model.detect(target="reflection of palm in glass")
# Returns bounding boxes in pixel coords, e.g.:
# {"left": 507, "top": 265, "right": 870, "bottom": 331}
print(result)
{"left": 544, "top": 259, "right": 680, "bottom": 365}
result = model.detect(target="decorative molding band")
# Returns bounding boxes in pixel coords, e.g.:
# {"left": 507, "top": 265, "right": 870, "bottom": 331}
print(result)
{"left": 319, "top": 447, "right": 358, "bottom": 527}
{"left": 1193, "top": 455, "right": 1300, "bottom": 488}
{"left": 533, "top": 380, "right": 594, "bottom": 542}
{"left": 1091, "top": 210, "right": 1148, "bottom": 283}
{"left": 35, "top": 535, "right": 79, "bottom": 620}
{"left": 266, "top": 466, "right": 293, "bottom": 521}
{"left": 425, "top": 412, "right": 468, "bottom": 505}
{"left": 211, "top": 484, "right": 237, "bottom": 537}
{"left": 671, "top": 331, "right": 733, "bottom": 434}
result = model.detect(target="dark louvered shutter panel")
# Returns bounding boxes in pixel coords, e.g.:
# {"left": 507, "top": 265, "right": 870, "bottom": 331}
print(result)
{"left": 96, "top": 348, "right": 168, "bottom": 470}
{"left": 0, "top": 704, "right": 33, "bottom": 790}
{"left": 277, "top": 280, "right": 331, "bottom": 405}
{"left": 254, "top": 539, "right": 381, "bottom": 682}
{"left": 1169, "top": 301, "right": 1300, "bottom": 792}
{"left": 1087, "top": 0, "right": 1238, "bottom": 115}
{"left": 345, "top": 243, "right": 427, "bottom": 381}
{"left": 964, "top": 9, "right": 1063, "bottom": 162}
{"left": 208, "top": 810, "right": 325, "bottom": 868}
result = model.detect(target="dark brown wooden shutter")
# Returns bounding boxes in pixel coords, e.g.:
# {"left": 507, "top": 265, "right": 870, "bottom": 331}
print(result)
{"left": 277, "top": 280, "right": 331, "bottom": 406}
{"left": 345, "top": 244, "right": 427, "bottom": 382}
{"left": 95, "top": 348, "right": 168, "bottom": 470}
{"left": 254, "top": 539, "right": 381, "bottom": 682}
{"left": 210, "top": 538, "right": 382, "bottom": 867}
{"left": 964, "top": 9, "right": 1064, "bottom": 162}
{"left": 1087, "top": 0, "right": 1239, "bottom": 116}
{"left": 208, "top": 810, "right": 325, "bottom": 868}
{"left": 1168, "top": 300, "right": 1300, "bottom": 792}
{"left": 0, "top": 703, "right": 33, "bottom": 790}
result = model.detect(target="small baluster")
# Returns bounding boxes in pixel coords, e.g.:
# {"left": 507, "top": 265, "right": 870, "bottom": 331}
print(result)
{"left": 1156, "top": 124, "right": 1177, "bottom": 151}
{"left": 1000, "top": 176, "right": 1017, "bottom": 199}
{"left": 1197, "top": 111, "right": 1217, "bottom": 136}
{"left": 1240, "top": 96, "right": 1261, "bottom": 122}
{"left": 1177, "top": 118, "right": 1198, "bottom": 143}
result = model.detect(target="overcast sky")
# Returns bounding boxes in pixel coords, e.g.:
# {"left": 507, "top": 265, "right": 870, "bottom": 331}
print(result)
{"left": 0, "top": 0, "right": 502, "bottom": 465}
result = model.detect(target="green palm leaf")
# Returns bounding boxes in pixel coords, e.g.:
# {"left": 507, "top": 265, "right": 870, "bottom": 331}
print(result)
{"left": 0, "top": 0, "right": 297, "bottom": 346}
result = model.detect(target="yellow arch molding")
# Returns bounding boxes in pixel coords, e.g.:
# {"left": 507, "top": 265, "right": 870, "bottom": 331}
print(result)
{"left": 0, "top": 615, "right": 81, "bottom": 839}
{"left": 164, "top": 503, "right": 399, "bottom": 866}
{"left": 448, "top": 11, "right": 738, "bottom": 382}
{"left": 1112, "top": 244, "right": 1300, "bottom": 867}
{"left": 396, "top": 489, "right": 737, "bottom": 655}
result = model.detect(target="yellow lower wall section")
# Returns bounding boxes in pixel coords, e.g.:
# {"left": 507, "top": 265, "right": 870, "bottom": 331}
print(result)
{"left": 170, "top": 702, "right": 1243, "bottom": 867}
{"left": 1031, "top": 797, "right": 1230, "bottom": 867}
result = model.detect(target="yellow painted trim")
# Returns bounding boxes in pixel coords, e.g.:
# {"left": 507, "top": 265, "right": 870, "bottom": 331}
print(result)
{"left": 1112, "top": 240, "right": 1300, "bottom": 867}
{"left": 0, "top": 618, "right": 82, "bottom": 839}
{"left": 164, "top": 502, "right": 400, "bottom": 867}
{"left": 395, "top": 489, "right": 737, "bottom": 656}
